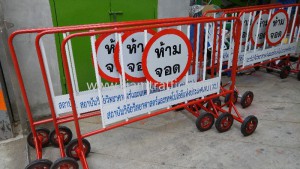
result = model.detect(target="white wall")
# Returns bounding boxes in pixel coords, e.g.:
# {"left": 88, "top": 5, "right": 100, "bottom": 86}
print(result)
{"left": 158, "top": 0, "right": 190, "bottom": 18}
{"left": 2, "top": 0, "right": 61, "bottom": 120}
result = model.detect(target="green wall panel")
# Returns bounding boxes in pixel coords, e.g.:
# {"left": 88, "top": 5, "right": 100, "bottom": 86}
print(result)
{"left": 49, "top": 0, "right": 157, "bottom": 93}
{"left": 110, "top": 0, "right": 157, "bottom": 22}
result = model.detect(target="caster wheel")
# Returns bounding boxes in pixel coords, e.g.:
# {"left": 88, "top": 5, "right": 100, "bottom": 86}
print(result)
{"left": 172, "top": 103, "right": 185, "bottom": 111}
{"left": 50, "top": 126, "right": 73, "bottom": 147}
{"left": 195, "top": 112, "right": 215, "bottom": 131}
{"left": 215, "top": 113, "right": 233, "bottom": 133}
{"left": 66, "top": 139, "right": 91, "bottom": 161}
{"left": 279, "top": 66, "right": 290, "bottom": 79}
{"left": 25, "top": 159, "right": 52, "bottom": 169}
{"left": 50, "top": 157, "right": 79, "bottom": 169}
{"left": 241, "top": 115, "right": 258, "bottom": 136}
{"left": 240, "top": 91, "right": 254, "bottom": 108}
{"left": 206, "top": 98, "right": 221, "bottom": 112}
{"left": 297, "top": 71, "right": 300, "bottom": 81}
{"left": 27, "top": 128, "right": 50, "bottom": 148}
{"left": 266, "top": 63, "right": 274, "bottom": 73}
{"left": 224, "top": 91, "right": 238, "bottom": 104}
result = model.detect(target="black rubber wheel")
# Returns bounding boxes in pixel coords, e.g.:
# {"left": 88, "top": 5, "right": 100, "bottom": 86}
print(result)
{"left": 241, "top": 115, "right": 258, "bottom": 136}
{"left": 49, "top": 126, "right": 73, "bottom": 147}
{"left": 266, "top": 63, "right": 274, "bottom": 73}
{"left": 195, "top": 112, "right": 215, "bottom": 132}
{"left": 297, "top": 71, "right": 300, "bottom": 81}
{"left": 25, "top": 159, "right": 52, "bottom": 169}
{"left": 27, "top": 128, "right": 50, "bottom": 148}
{"left": 50, "top": 157, "right": 79, "bottom": 169}
{"left": 215, "top": 113, "right": 234, "bottom": 133}
{"left": 240, "top": 91, "right": 254, "bottom": 108}
{"left": 279, "top": 66, "right": 290, "bottom": 79}
{"left": 224, "top": 91, "right": 238, "bottom": 104}
{"left": 66, "top": 139, "right": 91, "bottom": 161}
{"left": 206, "top": 98, "right": 221, "bottom": 112}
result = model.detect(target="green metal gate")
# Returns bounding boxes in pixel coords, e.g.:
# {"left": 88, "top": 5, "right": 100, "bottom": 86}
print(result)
{"left": 49, "top": 0, "right": 158, "bottom": 93}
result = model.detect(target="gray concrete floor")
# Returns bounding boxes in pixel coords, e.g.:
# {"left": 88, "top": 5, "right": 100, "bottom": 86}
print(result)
{"left": 1, "top": 70, "right": 300, "bottom": 169}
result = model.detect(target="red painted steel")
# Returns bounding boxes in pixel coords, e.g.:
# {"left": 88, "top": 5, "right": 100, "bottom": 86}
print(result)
{"left": 58, "top": 17, "right": 242, "bottom": 168}
{"left": 8, "top": 16, "right": 205, "bottom": 162}
{"left": 236, "top": 4, "right": 300, "bottom": 76}
{"left": 205, "top": 4, "right": 300, "bottom": 79}
{"left": 10, "top": 12, "right": 262, "bottom": 168}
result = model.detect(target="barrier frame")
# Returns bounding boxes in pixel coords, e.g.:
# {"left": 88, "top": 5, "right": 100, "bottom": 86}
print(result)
{"left": 58, "top": 17, "right": 255, "bottom": 168}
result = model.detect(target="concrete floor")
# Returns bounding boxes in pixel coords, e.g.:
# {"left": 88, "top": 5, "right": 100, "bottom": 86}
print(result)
{"left": 1, "top": 70, "right": 300, "bottom": 169}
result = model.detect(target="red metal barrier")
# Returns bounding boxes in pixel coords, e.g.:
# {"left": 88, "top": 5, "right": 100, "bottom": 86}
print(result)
{"left": 56, "top": 17, "right": 256, "bottom": 169}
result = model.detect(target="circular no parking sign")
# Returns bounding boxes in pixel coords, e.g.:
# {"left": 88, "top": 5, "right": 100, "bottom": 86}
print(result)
{"left": 95, "top": 33, "right": 119, "bottom": 82}
{"left": 240, "top": 13, "right": 251, "bottom": 45}
{"left": 142, "top": 29, "right": 192, "bottom": 87}
{"left": 266, "top": 9, "right": 289, "bottom": 46}
{"left": 114, "top": 30, "right": 155, "bottom": 82}
{"left": 250, "top": 11, "right": 269, "bottom": 47}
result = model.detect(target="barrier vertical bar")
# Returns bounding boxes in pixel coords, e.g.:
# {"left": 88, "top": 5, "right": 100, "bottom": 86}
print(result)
{"left": 195, "top": 23, "right": 200, "bottom": 79}
{"left": 64, "top": 32, "right": 80, "bottom": 93}
{"left": 289, "top": 7, "right": 298, "bottom": 43}
{"left": 254, "top": 11, "right": 262, "bottom": 52}
{"left": 203, "top": 23, "right": 209, "bottom": 81}
{"left": 63, "top": 33, "right": 78, "bottom": 96}
{"left": 281, "top": 7, "right": 292, "bottom": 45}
{"left": 118, "top": 34, "right": 127, "bottom": 102}
{"left": 90, "top": 34, "right": 105, "bottom": 127}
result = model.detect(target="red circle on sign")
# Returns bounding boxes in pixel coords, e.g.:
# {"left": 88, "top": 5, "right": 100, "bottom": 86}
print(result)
{"left": 142, "top": 29, "right": 193, "bottom": 87}
{"left": 249, "top": 10, "right": 269, "bottom": 48}
{"left": 95, "top": 33, "right": 119, "bottom": 82}
{"left": 266, "top": 9, "right": 289, "bottom": 46}
{"left": 240, "top": 12, "right": 252, "bottom": 46}
{"left": 114, "top": 30, "right": 156, "bottom": 82}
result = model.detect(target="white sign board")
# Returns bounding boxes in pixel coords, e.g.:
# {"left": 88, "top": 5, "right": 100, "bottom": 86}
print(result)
{"left": 114, "top": 30, "right": 155, "bottom": 82}
{"left": 266, "top": 9, "right": 289, "bottom": 46}
{"left": 102, "top": 77, "right": 220, "bottom": 126}
{"left": 243, "top": 42, "right": 297, "bottom": 66}
{"left": 142, "top": 29, "right": 192, "bottom": 87}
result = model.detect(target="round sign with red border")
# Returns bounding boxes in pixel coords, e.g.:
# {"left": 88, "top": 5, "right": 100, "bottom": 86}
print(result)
{"left": 250, "top": 11, "right": 269, "bottom": 47}
{"left": 142, "top": 29, "right": 192, "bottom": 87}
{"left": 114, "top": 30, "right": 156, "bottom": 82}
{"left": 240, "top": 13, "right": 252, "bottom": 45}
{"left": 266, "top": 9, "right": 289, "bottom": 46}
{"left": 95, "top": 33, "right": 119, "bottom": 82}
